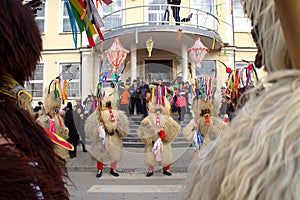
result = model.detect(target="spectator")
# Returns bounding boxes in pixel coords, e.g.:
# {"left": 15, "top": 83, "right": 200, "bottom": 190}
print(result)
{"left": 119, "top": 82, "right": 130, "bottom": 116}
{"left": 65, "top": 102, "right": 79, "bottom": 158}
{"left": 129, "top": 80, "right": 141, "bottom": 115}
{"left": 84, "top": 95, "right": 94, "bottom": 117}
{"left": 75, "top": 99, "right": 84, "bottom": 112}
{"left": 74, "top": 107, "right": 87, "bottom": 152}
{"left": 167, "top": 0, "right": 181, "bottom": 25}
{"left": 176, "top": 82, "right": 187, "bottom": 121}
{"left": 140, "top": 78, "right": 151, "bottom": 118}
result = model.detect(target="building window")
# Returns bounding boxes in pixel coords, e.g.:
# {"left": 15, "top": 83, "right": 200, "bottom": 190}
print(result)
{"left": 195, "top": 60, "right": 216, "bottom": 77}
{"left": 191, "top": 0, "right": 217, "bottom": 31}
{"left": 233, "top": 0, "right": 251, "bottom": 32}
{"left": 25, "top": 63, "right": 44, "bottom": 98}
{"left": 146, "top": 0, "right": 167, "bottom": 24}
{"left": 233, "top": 0, "right": 245, "bottom": 18}
{"left": 60, "top": 63, "right": 81, "bottom": 98}
{"left": 191, "top": 0, "right": 214, "bottom": 13}
{"left": 36, "top": 2, "right": 45, "bottom": 34}
{"left": 61, "top": 1, "right": 79, "bottom": 33}
{"left": 103, "top": 0, "right": 123, "bottom": 30}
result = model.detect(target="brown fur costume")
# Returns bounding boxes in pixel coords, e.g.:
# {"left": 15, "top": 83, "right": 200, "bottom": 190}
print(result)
{"left": 137, "top": 100, "right": 180, "bottom": 167}
{"left": 0, "top": 1, "right": 69, "bottom": 199}
{"left": 85, "top": 100, "right": 129, "bottom": 163}
{"left": 183, "top": 98, "right": 227, "bottom": 153}
{"left": 37, "top": 89, "right": 70, "bottom": 162}
{"left": 183, "top": 0, "right": 300, "bottom": 199}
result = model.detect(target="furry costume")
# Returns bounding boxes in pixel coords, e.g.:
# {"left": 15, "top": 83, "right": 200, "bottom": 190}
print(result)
{"left": 183, "top": 0, "right": 300, "bottom": 199}
{"left": 37, "top": 88, "right": 70, "bottom": 162}
{"left": 137, "top": 99, "right": 180, "bottom": 173}
{"left": 0, "top": 1, "right": 69, "bottom": 198}
{"left": 183, "top": 98, "right": 227, "bottom": 153}
{"left": 85, "top": 105, "right": 129, "bottom": 163}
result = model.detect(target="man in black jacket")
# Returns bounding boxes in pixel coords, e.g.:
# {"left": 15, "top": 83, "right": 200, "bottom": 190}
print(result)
{"left": 167, "top": 0, "right": 181, "bottom": 25}
{"left": 65, "top": 102, "right": 79, "bottom": 158}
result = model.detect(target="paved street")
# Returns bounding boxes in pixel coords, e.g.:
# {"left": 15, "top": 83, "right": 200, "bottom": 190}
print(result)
{"left": 66, "top": 146, "right": 195, "bottom": 199}
{"left": 67, "top": 172, "right": 187, "bottom": 200}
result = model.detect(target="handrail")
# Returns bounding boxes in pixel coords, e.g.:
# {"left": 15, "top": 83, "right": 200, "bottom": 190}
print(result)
{"left": 101, "top": 4, "right": 220, "bottom": 33}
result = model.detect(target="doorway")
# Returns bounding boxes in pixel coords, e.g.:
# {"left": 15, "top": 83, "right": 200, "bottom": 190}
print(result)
{"left": 145, "top": 60, "right": 173, "bottom": 84}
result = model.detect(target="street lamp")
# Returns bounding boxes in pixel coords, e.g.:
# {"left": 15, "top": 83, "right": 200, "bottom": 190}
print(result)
{"left": 146, "top": 37, "right": 154, "bottom": 57}
{"left": 188, "top": 38, "right": 209, "bottom": 68}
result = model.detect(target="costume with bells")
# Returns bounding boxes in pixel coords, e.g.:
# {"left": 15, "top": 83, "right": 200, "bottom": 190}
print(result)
{"left": 37, "top": 78, "right": 72, "bottom": 162}
{"left": 137, "top": 85, "right": 180, "bottom": 177}
{"left": 183, "top": 77, "right": 227, "bottom": 154}
{"left": 85, "top": 85, "right": 129, "bottom": 178}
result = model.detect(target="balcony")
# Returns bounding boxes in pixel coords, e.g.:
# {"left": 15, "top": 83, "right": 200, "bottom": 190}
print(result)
{"left": 97, "top": 4, "right": 223, "bottom": 51}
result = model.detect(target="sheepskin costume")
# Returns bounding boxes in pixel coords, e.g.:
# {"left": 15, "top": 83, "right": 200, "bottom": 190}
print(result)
{"left": 37, "top": 90, "right": 70, "bottom": 162}
{"left": 183, "top": 0, "right": 300, "bottom": 199}
{"left": 183, "top": 98, "right": 227, "bottom": 153}
{"left": 85, "top": 99, "right": 129, "bottom": 164}
{"left": 137, "top": 99, "right": 180, "bottom": 168}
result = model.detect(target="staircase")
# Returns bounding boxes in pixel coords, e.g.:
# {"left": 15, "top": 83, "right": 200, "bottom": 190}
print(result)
{"left": 123, "top": 113, "right": 193, "bottom": 148}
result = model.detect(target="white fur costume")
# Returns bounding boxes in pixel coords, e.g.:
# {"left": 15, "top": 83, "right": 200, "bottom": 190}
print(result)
{"left": 85, "top": 87, "right": 129, "bottom": 164}
{"left": 137, "top": 100, "right": 180, "bottom": 168}
{"left": 37, "top": 91, "right": 70, "bottom": 162}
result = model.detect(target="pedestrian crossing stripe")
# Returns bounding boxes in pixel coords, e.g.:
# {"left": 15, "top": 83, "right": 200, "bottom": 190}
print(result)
{"left": 87, "top": 185, "right": 182, "bottom": 193}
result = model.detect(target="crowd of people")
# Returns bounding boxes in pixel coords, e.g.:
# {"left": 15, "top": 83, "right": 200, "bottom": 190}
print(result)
{"left": 118, "top": 78, "right": 192, "bottom": 121}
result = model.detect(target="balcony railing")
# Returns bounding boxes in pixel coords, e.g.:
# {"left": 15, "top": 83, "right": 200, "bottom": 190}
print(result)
{"left": 102, "top": 4, "right": 220, "bottom": 34}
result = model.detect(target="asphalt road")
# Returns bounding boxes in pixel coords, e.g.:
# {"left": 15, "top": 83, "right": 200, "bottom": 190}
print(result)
{"left": 66, "top": 171, "right": 187, "bottom": 200}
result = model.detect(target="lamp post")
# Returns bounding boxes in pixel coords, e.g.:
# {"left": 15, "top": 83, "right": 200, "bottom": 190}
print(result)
{"left": 188, "top": 38, "right": 209, "bottom": 68}
{"left": 146, "top": 37, "right": 154, "bottom": 57}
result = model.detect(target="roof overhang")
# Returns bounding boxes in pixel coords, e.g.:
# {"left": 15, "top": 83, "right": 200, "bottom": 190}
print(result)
{"left": 95, "top": 24, "right": 223, "bottom": 53}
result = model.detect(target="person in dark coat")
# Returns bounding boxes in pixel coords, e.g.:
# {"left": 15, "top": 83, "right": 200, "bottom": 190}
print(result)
{"left": 74, "top": 107, "right": 87, "bottom": 152}
{"left": 65, "top": 102, "right": 79, "bottom": 158}
{"left": 167, "top": 0, "right": 181, "bottom": 25}
{"left": 129, "top": 80, "right": 142, "bottom": 115}
{"left": 140, "top": 79, "right": 151, "bottom": 118}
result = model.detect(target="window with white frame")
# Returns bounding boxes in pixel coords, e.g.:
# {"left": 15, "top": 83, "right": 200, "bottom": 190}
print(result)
{"left": 61, "top": 1, "right": 79, "bottom": 33}
{"left": 191, "top": 0, "right": 214, "bottom": 13}
{"left": 233, "top": 0, "right": 251, "bottom": 32}
{"left": 60, "top": 63, "right": 81, "bottom": 98}
{"left": 233, "top": 0, "right": 245, "bottom": 17}
{"left": 145, "top": 0, "right": 167, "bottom": 24}
{"left": 195, "top": 60, "right": 216, "bottom": 77}
{"left": 25, "top": 63, "right": 44, "bottom": 98}
{"left": 191, "top": 0, "right": 217, "bottom": 30}
{"left": 35, "top": 2, "right": 45, "bottom": 34}
{"left": 102, "top": 0, "right": 123, "bottom": 30}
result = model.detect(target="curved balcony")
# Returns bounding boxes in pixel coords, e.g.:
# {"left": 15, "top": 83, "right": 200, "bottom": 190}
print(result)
{"left": 97, "top": 4, "right": 223, "bottom": 50}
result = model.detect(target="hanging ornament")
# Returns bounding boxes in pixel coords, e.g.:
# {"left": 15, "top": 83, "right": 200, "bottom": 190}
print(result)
{"left": 105, "top": 38, "right": 129, "bottom": 82}
{"left": 146, "top": 37, "right": 154, "bottom": 57}
{"left": 188, "top": 38, "right": 209, "bottom": 68}
{"left": 176, "top": 28, "right": 183, "bottom": 41}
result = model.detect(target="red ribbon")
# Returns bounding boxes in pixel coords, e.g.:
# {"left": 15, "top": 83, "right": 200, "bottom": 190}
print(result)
{"left": 109, "top": 109, "right": 115, "bottom": 121}
{"left": 159, "top": 128, "right": 165, "bottom": 140}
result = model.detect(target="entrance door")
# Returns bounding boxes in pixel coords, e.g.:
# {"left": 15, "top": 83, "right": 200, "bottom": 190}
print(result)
{"left": 145, "top": 60, "right": 173, "bottom": 84}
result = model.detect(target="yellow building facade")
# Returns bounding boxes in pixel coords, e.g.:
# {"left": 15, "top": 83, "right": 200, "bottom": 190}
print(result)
{"left": 28, "top": 0, "right": 262, "bottom": 104}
